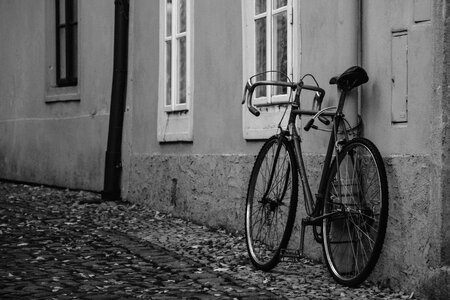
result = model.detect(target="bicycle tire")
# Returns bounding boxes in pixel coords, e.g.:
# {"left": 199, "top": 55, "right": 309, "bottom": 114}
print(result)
{"left": 322, "top": 138, "right": 388, "bottom": 286}
{"left": 245, "top": 135, "right": 298, "bottom": 271}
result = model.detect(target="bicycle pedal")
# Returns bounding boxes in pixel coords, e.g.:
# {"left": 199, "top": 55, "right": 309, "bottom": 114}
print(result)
{"left": 280, "top": 249, "right": 302, "bottom": 262}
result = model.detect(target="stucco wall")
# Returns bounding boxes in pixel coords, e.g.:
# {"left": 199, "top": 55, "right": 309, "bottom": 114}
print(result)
{"left": 439, "top": 0, "right": 450, "bottom": 266}
{"left": 361, "top": 0, "right": 434, "bottom": 155}
{"left": 361, "top": 0, "right": 447, "bottom": 291}
{"left": 125, "top": 0, "right": 362, "bottom": 158}
{"left": 0, "top": 0, "right": 114, "bottom": 190}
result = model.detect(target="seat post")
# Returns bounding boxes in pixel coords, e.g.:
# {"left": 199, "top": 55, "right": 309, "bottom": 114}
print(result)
{"left": 336, "top": 89, "right": 347, "bottom": 114}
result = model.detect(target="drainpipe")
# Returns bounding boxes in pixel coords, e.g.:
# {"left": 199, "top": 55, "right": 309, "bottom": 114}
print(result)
{"left": 338, "top": 0, "right": 360, "bottom": 130}
{"left": 102, "top": 0, "right": 129, "bottom": 201}
{"left": 357, "top": 0, "right": 362, "bottom": 117}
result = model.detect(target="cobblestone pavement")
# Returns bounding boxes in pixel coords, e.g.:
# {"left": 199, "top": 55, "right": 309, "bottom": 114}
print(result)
{"left": 0, "top": 182, "right": 416, "bottom": 299}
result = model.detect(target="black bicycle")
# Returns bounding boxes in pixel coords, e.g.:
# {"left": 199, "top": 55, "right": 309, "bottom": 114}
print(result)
{"left": 242, "top": 66, "right": 388, "bottom": 287}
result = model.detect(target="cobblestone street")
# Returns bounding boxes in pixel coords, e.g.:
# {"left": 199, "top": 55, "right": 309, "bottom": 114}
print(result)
{"left": 0, "top": 182, "right": 415, "bottom": 299}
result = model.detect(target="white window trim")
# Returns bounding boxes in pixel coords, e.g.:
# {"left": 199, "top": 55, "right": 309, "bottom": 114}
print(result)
{"left": 44, "top": 0, "right": 81, "bottom": 103}
{"left": 242, "top": 0, "right": 299, "bottom": 139}
{"left": 157, "top": 0, "right": 194, "bottom": 142}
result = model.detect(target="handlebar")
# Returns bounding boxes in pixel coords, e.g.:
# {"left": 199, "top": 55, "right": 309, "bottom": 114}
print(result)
{"left": 242, "top": 79, "right": 325, "bottom": 117}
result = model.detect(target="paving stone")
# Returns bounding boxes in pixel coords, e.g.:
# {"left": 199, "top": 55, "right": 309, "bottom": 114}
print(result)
{"left": 0, "top": 182, "right": 413, "bottom": 299}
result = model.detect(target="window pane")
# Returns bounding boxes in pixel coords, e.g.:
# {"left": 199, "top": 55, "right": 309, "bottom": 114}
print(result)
{"left": 166, "top": 41, "right": 172, "bottom": 106}
{"left": 273, "top": 11, "right": 287, "bottom": 95}
{"left": 255, "top": 0, "right": 266, "bottom": 15}
{"left": 273, "top": 0, "right": 287, "bottom": 9}
{"left": 178, "top": 0, "right": 186, "bottom": 33}
{"left": 71, "top": 24, "right": 78, "bottom": 79}
{"left": 178, "top": 37, "right": 187, "bottom": 104}
{"left": 55, "top": 0, "right": 77, "bottom": 86}
{"left": 166, "top": 0, "right": 172, "bottom": 37}
{"left": 255, "top": 17, "right": 266, "bottom": 97}
{"left": 59, "top": 28, "right": 67, "bottom": 79}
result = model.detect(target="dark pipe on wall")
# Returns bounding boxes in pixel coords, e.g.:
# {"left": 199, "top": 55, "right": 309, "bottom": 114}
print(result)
{"left": 102, "top": 0, "right": 129, "bottom": 201}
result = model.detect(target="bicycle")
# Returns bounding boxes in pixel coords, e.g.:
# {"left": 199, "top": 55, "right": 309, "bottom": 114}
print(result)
{"left": 242, "top": 66, "right": 388, "bottom": 287}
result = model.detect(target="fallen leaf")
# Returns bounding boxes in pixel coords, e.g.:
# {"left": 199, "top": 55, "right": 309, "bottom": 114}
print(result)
{"left": 213, "top": 268, "right": 229, "bottom": 272}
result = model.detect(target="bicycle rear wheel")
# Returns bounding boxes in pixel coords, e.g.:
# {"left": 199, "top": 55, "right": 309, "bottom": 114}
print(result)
{"left": 322, "top": 138, "right": 388, "bottom": 286}
{"left": 245, "top": 135, "right": 298, "bottom": 271}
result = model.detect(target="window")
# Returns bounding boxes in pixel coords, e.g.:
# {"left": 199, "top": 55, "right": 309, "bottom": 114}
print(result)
{"left": 45, "top": 0, "right": 80, "bottom": 102}
{"left": 55, "top": 0, "right": 78, "bottom": 87}
{"left": 164, "top": 0, "right": 189, "bottom": 111}
{"left": 254, "top": 0, "right": 290, "bottom": 101}
{"left": 157, "top": 0, "right": 193, "bottom": 142}
{"left": 242, "top": 0, "right": 297, "bottom": 139}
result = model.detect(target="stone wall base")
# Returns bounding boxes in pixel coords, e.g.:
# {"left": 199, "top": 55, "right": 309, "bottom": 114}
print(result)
{"left": 417, "top": 266, "right": 450, "bottom": 299}
{"left": 126, "top": 153, "right": 441, "bottom": 292}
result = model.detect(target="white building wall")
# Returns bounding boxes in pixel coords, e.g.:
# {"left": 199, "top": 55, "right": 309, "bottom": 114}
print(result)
{"left": 0, "top": 0, "right": 114, "bottom": 190}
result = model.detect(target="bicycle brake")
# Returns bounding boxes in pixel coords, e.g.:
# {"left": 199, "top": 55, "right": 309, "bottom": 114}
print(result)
{"left": 335, "top": 139, "right": 347, "bottom": 152}
{"left": 304, "top": 119, "right": 316, "bottom": 131}
{"left": 304, "top": 116, "right": 330, "bottom": 132}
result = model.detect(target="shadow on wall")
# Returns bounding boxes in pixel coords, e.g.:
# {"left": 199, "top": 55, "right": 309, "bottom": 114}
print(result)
{"left": 377, "top": 155, "right": 439, "bottom": 292}
{"left": 418, "top": 266, "right": 450, "bottom": 300}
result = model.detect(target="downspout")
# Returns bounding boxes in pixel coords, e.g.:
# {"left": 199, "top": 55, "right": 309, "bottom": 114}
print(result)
{"left": 357, "top": 0, "right": 362, "bottom": 117}
{"left": 102, "top": 0, "right": 130, "bottom": 201}
{"left": 338, "top": 0, "right": 360, "bottom": 128}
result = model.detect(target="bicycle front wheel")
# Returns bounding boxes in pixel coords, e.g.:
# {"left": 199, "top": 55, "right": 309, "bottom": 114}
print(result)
{"left": 245, "top": 135, "right": 298, "bottom": 271}
{"left": 322, "top": 138, "right": 388, "bottom": 286}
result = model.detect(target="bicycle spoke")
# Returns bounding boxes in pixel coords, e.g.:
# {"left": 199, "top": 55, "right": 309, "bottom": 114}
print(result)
{"left": 245, "top": 136, "right": 298, "bottom": 271}
{"left": 267, "top": 150, "right": 288, "bottom": 197}
{"left": 323, "top": 139, "right": 388, "bottom": 286}
{"left": 252, "top": 209, "right": 265, "bottom": 240}
{"left": 348, "top": 216, "right": 376, "bottom": 247}
{"left": 345, "top": 218, "right": 360, "bottom": 274}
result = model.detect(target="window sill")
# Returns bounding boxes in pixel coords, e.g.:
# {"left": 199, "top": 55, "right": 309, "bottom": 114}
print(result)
{"left": 157, "top": 109, "right": 193, "bottom": 142}
{"left": 165, "top": 109, "right": 189, "bottom": 115}
{"left": 45, "top": 86, "right": 80, "bottom": 103}
{"left": 164, "top": 105, "right": 189, "bottom": 113}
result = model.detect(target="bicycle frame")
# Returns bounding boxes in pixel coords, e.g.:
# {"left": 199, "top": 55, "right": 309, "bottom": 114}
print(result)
{"left": 291, "top": 88, "right": 349, "bottom": 221}
{"left": 243, "top": 79, "right": 350, "bottom": 221}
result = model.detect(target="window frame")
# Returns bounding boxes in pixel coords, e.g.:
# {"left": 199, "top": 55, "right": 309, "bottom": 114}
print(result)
{"left": 157, "top": 0, "right": 194, "bottom": 142}
{"left": 253, "top": 0, "right": 292, "bottom": 106}
{"left": 45, "top": 0, "right": 80, "bottom": 103}
{"left": 55, "top": 0, "right": 78, "bottom": 87}
{"left": 163, "top": 0, "right": 190, "bottom": 112}
{"left": 242, "top": 0, "right": 299, "bottom": 140}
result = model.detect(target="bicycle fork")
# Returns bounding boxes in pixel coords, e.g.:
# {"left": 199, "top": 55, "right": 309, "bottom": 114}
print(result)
{"left": 261, "top": 135, "right": 285, "bottom": 202}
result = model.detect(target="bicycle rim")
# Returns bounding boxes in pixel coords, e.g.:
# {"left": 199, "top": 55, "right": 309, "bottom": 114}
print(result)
{"left": 245, "top": 136, "right": 298, "bottom": 271}
{"left": 322, "top": 138, "right": 388, "bottom": 286}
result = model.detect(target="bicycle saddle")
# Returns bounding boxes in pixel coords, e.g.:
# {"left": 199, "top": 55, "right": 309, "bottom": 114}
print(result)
{"left": 329, "top": 66, "right": 368, "bottom": 91}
